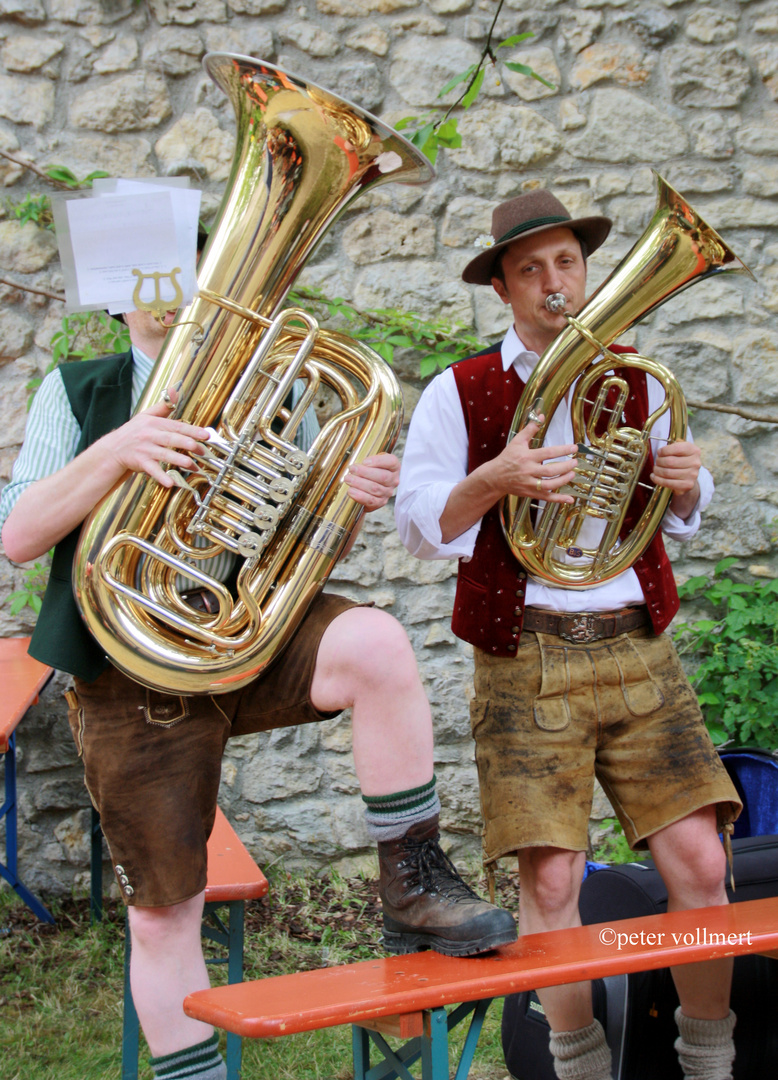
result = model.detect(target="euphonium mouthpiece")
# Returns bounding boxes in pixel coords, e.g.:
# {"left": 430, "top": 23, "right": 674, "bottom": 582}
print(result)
{"left": 546, "top": 292, "right": 568, "bottom": 313}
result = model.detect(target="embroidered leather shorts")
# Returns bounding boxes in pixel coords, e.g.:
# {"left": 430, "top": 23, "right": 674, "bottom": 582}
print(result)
{"left": 469, "top": 626, "right": 741, "bottom": 865}
{"left": 65, "top": 592, "right": 356, "bottom": 908}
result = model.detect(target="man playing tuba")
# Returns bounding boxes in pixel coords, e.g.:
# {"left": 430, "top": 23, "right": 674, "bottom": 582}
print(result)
{"left": 395, "top": 189, "right": 742, "bottom": 1080}
{"left": 1, "top": 292, "right": 516, "bottom": 1080}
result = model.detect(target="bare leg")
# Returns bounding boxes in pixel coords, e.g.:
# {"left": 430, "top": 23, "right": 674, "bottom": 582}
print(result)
{"left": 517, "top": 847, "right": 594, "bottom": 1031}
{"left": 310, "top": 607, "right": 434, "bottom": 795}
{"left": 648, "top": 806, "right": 733, "bottom": 1019}
{"left": 127, "top": 890, "right": 213, "bottom": 1057}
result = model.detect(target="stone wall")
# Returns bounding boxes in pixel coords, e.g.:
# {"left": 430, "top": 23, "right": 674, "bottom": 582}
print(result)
{"left": 1, "top": 0, "right": 776, "bottom": 900}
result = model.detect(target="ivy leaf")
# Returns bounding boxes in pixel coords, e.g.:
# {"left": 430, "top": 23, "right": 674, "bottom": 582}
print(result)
{"left": 45, "top": 165, "right": 80, "bottom": 185}
{"left": 503, "top": 61, "right": 556, "bottom": 90}
{"left": 714, "top": 555, "right": 740, "bottom": 575}
{"left": 497, "top": 33, "right": 534, "bottom": 49}
{"left": 461, "top": 67, "right": 485, "bottom": 110}
{"left": 438, "top": 64, "right": 478, "bottom": 98}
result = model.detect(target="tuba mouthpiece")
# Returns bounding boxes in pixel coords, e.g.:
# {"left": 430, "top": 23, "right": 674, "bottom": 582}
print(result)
{"left": 545, "top": 292, "right": 568, "bottom": 313}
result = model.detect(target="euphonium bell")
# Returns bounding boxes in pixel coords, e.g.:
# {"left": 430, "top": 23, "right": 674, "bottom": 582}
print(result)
{"left": 72, "top": 55, "right": 434, "bottom": 694}
{"left": 500, "top": 173, "right": 754, "bottom": 588}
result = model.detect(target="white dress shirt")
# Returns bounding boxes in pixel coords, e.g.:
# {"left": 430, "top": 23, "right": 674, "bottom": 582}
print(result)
{"left": 395, "top": 325, "right": 713, "bottom": 614}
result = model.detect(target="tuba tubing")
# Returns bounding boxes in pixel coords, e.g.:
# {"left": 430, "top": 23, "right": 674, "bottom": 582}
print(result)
{"left": 72, "top": 56, "right": 434, "bottom": 694}
{"left": 500, "top": 172, "right": 754, "bottom": 589}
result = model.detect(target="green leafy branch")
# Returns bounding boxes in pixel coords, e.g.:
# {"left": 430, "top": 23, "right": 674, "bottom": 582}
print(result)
{"left": 289, "top": 285, "right": 486, "bottom": 378}
{"left": 7, "top": 557, "right": 51, "bottom": 616}
{"left": 396, "top": 0, "right": 555, "bottom": 163}
{"left": 27, "top": 311, "right": 131, "bottom": 406}
{"left": 1, "top": 147, "right": 108, "bottom": 228}
{"left": 674, "top": 556, "right": 778, "bottom": 750}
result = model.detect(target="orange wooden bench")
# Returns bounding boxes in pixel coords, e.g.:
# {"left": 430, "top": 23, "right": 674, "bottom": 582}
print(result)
{"left": 184, "top": 895, "right": 778, "bottom": 1080}
{"left": 0, "top": 636, "right": 54, "bottom": 923}
{"left": 122, "top": 806, "right": 269, "bottom": 1080}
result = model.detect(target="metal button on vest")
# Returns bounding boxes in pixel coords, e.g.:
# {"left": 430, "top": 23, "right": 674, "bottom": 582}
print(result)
{"left": 511, "top": 626, "right": 520, "bottom": 634}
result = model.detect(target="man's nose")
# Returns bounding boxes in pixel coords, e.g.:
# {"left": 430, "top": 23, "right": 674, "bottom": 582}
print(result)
{"left": 541, "top": 264, "right": 563, "bottom": 294}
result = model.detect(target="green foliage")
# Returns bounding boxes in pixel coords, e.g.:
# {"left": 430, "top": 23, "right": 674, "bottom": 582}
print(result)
{"left": 4, "top": 167, "right": 108, "bottom": 230}
{"left": 44, "top": 165, "right": 109, "bottom": 188}
{"left": 289, "top": 285, "right": 486, "bottom": 377}
{"left": 6, "top": 557, "right": 50, "bottom": 616}
{"left": 8, "top": 193, "right": 53, "bottom": 227}
{"left": 674, "top": 557, "right": 778, "bottom": 750}
{"left": 28, "top": 312, "right": 131, "bottom": 405}
{"left": 396, "top": 28, "right": 555, "bottom": 164}
{"left": 591, "top": 818, "right": 650, "bottom": 865}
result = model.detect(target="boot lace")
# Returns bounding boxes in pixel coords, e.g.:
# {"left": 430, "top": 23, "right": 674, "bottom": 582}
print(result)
{"left": 401, "top": 834, "right": 482, "bottom": 902}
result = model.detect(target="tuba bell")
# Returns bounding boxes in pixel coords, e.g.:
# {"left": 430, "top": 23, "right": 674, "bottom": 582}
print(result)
{"left": 73, "top": 55, "right": 434, "bottom": 694}
{"left": 500, "top": 172, "right": 753, "bottom": 589}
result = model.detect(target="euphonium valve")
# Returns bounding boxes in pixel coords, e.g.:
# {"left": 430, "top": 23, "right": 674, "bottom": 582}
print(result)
{"left": 72, "top": 56, "right": 434, "bottom": 694}
{"left": 501, "top": 172, "right": 754, "bottom": 589}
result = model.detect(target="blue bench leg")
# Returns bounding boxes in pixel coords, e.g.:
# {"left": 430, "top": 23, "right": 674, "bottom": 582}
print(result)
{"left": 90, "top": 805, "right": 103, "bottom": 924}
{"left": 225, "top": 899, "right": 244, "bottom": 1080}
{"left": 421, "top": 1007, "right": 449, "bottom": 1080}
{"left": 122, "top": 911, "right": 141, "bottom": 1080}
{"left": 352, "top": 998, "right": 493, "bottom": 1080}
{"left": 0, "top": 731, "right": 54, "bottom": 924}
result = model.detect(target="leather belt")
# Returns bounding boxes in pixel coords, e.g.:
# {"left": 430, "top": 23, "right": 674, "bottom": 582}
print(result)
{"left": 522, "top": 606, "right": 650, "bottom": 644}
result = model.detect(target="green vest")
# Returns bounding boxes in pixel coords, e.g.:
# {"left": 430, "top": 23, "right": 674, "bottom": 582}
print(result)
{"left": 28, "top": 352, "right": 134, "bottom": 681}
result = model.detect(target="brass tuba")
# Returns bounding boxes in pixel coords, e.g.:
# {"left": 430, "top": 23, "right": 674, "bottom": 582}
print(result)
{"left": 500, "top": 173, "right": 753, "bottom": 588}
{"left": 73, "top": 55, "right": 434, "bottom": 694}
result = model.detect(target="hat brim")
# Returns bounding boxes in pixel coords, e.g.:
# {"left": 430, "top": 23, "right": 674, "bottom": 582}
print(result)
{"left": 461, "top": 215, "right": 612, "bottom": 286}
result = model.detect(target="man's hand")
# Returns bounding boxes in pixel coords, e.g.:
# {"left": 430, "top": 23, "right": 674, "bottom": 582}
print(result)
{"left": 343, "top": 453, "right": 400, "bottom": 512}
{"left": 493, "top": 418, "right": 578, "bottom": 504}
{"left": 651, "top": 439, "right": 701, "bottom": 521}
{"left": 102, "top": 393, "right": 210, "bottom": 488}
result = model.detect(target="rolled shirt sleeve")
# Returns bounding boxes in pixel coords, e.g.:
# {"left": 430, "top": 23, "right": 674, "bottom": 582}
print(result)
{"left": 395, "top": 368, "right": 481, "bottom": 561}
{"left": 0, "top": 368, "right": 81, "bottom": 530}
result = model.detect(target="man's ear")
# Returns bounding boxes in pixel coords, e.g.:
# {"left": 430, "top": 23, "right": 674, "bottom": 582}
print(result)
{"left": 491, "top": 275, "right": 510, "bottom": 305}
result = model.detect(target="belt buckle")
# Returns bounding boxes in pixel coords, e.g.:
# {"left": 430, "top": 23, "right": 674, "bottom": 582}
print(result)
{"left": 558, "top": 613, "right": 603, "bottom": 644}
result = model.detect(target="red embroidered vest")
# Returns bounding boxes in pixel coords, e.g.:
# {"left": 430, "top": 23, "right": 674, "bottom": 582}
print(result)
{"left": 450, "top": 345, "right": 679, "bottom": 655}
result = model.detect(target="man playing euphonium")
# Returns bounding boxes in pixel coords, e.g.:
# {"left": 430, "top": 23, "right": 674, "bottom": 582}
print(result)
{"left": 396, "top": 188, "right": 742, "bottom": 1080}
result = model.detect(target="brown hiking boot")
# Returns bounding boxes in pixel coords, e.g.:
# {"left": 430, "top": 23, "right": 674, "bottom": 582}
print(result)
{"left": 377, "top": 815, "right": 517, "bottom": 956}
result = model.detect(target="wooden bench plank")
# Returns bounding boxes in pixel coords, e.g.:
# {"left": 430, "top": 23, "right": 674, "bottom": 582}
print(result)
{"left": 0, "top": 637, "right": 53, "bottom": 751}
{"left": 206, "top": 807, "right": 269, "bottom": 903}
{"left": 184, "top": 896, "right": 778, "bottom": 1038}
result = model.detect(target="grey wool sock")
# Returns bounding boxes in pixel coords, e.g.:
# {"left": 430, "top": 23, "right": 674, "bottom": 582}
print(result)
{"left": 149, "top": 1032, "right": 227, "bottom": 1080}
{"left": 548, "top": 1018, "right": 612, "bottom": 1080}
{"left": 362, "top": 775, "right": 441, "bottom": 841}
{"left": 674, "top": 1007, "right": 736, "bottom": 1080}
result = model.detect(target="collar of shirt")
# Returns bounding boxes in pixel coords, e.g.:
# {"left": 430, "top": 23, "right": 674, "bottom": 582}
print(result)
{"left": 130, "top": 344, "right": 156, "bottom": 412}
{"left": 500, "top": 325, "right": 539, "bottom": 383}
{"left": 131, "top": 344, "right": 156, "bottom": 384}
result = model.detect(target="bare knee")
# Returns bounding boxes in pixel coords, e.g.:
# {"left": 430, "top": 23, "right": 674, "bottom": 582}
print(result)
{"left": 128, "top": 893, "right": 204, "bottom": 951}
{"left": 519, "top": 848, "right": 585, "bottom": 924}
{"left": 315, "top": 607, "right": 421, "bottom": 707}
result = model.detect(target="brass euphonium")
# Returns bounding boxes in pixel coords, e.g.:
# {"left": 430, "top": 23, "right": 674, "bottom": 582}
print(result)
{"left": 500, "top": 173, "right": 753, "bottom": 588}
{"left": 73, "top": 55, "right": 434, "bottom": 694}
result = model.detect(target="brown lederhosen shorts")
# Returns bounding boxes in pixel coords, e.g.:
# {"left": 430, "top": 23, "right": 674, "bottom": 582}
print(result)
{"left": 470, "top": 626, "right": 741, "bottom": 865}
{"left": 66, "top": 592, "right": 356, "bottom": 908}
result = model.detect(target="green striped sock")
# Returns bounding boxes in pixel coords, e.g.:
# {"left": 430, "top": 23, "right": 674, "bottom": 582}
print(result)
{"left": 363, "top": 775, "right": 440, "bottom": 840}
{"left": 149, "top": 1032, "right": 226, "bottom": 1080}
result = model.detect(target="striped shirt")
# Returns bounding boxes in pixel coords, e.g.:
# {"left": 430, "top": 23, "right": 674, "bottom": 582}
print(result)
{"left": 0, "top": 348, "right": 320, "bottom": 585}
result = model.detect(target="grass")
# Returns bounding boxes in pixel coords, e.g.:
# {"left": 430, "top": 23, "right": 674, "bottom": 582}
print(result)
{"left": 0, "top": 863, "right": 518, "bottom": 1080}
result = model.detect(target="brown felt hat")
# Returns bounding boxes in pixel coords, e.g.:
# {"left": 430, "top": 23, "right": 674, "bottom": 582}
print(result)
{"left": 462, "top": 189, "right": 612, "bottom": 286}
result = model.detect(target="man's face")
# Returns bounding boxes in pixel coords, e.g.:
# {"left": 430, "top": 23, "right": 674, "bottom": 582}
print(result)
{"left": 123, "top": 307, "right": 177, "bottom": 359}
{"left": 491, "top": 226, "right": 587, "bottom": 355}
